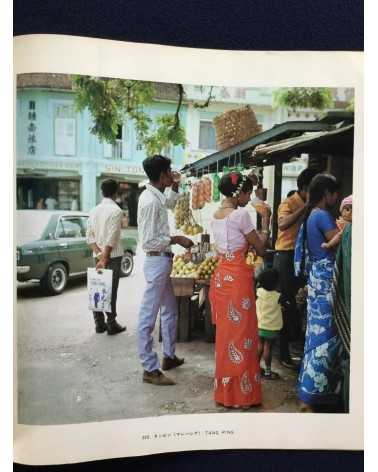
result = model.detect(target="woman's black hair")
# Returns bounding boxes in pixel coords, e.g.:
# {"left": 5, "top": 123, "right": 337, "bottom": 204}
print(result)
{"left": 218, "top": 172, "right": 253, "bottom": 197}
{"left": 256, "top": 268, "right": 279, "bottom": 291}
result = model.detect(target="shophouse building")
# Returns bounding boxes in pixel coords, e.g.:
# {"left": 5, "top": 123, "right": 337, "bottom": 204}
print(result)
{"left": 16, "top": 74, "right": 352, "bottom": 225}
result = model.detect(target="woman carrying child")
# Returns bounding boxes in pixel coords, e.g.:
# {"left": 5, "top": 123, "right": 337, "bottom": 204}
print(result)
{"left": 255, "top": 269, "right": 284, "bottom": 380}
{"left": 209, "top": 172, "right": 271, "bottom": 409}
{"left": 294, "top": 174, "right": 345, "bottom": 412}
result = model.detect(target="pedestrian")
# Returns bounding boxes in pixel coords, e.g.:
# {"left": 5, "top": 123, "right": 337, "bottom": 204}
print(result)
{"left": 209, "top": 172, "right": 271, "bottom": 409}
{"left": 256, "top": 268, "right": 284, "bottom": 380}
{"left": 36, "top": 198, "right": 45, "bottom": 209}
{"left": 274, "top": 167, "right": 318, "bottom": 370}
{"left": 45, "top": 195, "right": 57, "bottom": 210}
{"left": 294, "top": 174, "right": 344, "bottom": 412}
{"left": 86, "top": 179, "right": 126, "bottom": 335}
{"left": 137, "top": 155, "right": 194, "bottom": 386}
{"left": 71, "top": 197, "right": 79, "bottom": 211}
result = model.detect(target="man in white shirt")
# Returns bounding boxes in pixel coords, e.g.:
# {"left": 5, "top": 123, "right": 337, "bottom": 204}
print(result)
{"left": 45, "top": 195, "right": 57, "bottom": 210}
{"left": 138, "top": 155, "right": 193, "bottom": 386}
{"left": 86, "top": 179, "right": 126, "bottom": 335}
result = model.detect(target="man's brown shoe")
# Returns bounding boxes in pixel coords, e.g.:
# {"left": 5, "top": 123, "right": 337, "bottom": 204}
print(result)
{"left": 162, "top": 355, "right": 185, "bottom": 371}
{"left": 142, "top": 370, "right": 175, "bottom": 386}
{"left": 106, "top": 321, "right": 126, "bottom": 335}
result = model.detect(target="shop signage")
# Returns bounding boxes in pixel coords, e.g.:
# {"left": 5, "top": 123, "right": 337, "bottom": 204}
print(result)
{"left": 18, "top": 160, "right": 81, "bottom": 172}
{"left": 101, "top": 163, "right": 145, "bottom": 175}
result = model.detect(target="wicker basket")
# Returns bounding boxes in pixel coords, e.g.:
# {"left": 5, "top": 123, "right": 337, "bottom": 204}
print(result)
{"left": 213, "top": 106, "right": 262, "bottom": 151}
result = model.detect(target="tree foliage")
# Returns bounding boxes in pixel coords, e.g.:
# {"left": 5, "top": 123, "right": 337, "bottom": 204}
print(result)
{"left": 72, "top": 76, "right": 187, "bottom": 155}
{"left": 273, "top": 87, "right": 334, "bottom": 111}
{"left": 347, "top": 97, "right": 354, "bottom": 112}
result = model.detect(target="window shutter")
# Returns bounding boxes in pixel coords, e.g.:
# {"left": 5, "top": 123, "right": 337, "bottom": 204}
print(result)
{"left": 65, "top": 118, "right": 76, "bottom": 155}
{"left": 55, "top": 118, "right": 76, "bottom": 156}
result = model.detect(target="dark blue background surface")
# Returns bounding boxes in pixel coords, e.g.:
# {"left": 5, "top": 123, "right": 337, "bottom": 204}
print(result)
{"left": 13, "top": 0, "right": 363, "bottom": 470}
{"left": 14, "top": 0, "right": 363, "bottom": 50}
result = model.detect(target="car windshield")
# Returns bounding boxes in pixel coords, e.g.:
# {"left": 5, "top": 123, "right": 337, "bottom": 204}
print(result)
{"left": 16, "top": 211, "right": 52, "bottom": 245}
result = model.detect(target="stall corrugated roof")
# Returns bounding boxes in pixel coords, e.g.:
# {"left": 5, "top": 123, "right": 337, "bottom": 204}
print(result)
{"left": 181, "top": 112, "right": 354, "bottom": 174}
{"left": 251, "top": 124, "right": 354, "bottom": 166}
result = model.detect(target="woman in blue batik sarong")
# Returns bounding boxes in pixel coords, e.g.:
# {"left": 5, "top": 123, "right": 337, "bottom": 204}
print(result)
{"left": 294, "top": 174, "right": 344, "bottom": 413}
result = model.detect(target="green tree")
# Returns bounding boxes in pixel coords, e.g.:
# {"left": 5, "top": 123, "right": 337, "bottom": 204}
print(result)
{"left": 72, "top": 77, "right": 214, "bottom": 156}
{"left": 273, "top": 87, "right": 334, "bottom": 111}
{"left": 73, "top": 76, "right": 188, "bottom": 155}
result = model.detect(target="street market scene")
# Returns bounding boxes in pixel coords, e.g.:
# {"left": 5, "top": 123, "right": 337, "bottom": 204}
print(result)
{"left": 16, "top": 74, "right": 354, "bottom": 423}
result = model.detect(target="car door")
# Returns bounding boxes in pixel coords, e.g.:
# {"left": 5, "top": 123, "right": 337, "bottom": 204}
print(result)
{"left": 56, "top": 216, "right": 89, "bottom": 275}
{"left": 78, "top": 216, "right": 94, "bottom": 269}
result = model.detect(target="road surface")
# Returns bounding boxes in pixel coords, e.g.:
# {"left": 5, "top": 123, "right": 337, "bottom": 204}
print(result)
{"left": 16, "top": 249, "right": 299, "bottom": 425}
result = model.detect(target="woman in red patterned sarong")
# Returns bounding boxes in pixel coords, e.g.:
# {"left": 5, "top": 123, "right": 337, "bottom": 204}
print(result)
{"left": 209, "top": 172, "right": 271, "bottom": 409}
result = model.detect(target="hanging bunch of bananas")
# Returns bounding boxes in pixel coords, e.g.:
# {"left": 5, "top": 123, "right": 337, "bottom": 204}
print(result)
{"left": 174, "top": 192, "right": 203, "bottom": 235}
{"left": 174, "top": 193, "right": 191, "bottom": 228}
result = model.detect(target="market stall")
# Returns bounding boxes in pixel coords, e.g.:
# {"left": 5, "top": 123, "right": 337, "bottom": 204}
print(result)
{"left": 181, "top": 110, "right": 354, "bottom": 243}
{"left": 171, "top": 111, "right": 354, "bottom": 342}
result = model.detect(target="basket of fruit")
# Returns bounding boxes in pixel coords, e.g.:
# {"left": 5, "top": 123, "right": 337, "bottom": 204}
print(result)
{"left": 171, "top": 255, "right": 197, "bottom": 296}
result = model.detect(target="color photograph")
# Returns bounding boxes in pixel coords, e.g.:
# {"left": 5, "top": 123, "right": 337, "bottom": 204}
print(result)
{"left": 16, "top": 72, "right": 354, "bottom": 424}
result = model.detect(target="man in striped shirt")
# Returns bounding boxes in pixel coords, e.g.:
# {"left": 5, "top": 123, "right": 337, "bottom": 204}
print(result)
{"left": 86, "top": 179, "right": 126, "bottom": 335}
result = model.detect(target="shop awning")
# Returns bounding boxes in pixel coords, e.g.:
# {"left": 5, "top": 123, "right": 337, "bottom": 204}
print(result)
{"left": 181, "top": 111, "right": 354, "bottom": 175}
{"left": 250, "top": 124, "right": 354, "bottom": 166}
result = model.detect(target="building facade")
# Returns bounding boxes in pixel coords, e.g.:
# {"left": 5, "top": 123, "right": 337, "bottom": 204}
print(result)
{"left": 16, "top": 75, "right": 352, "bottom": 222}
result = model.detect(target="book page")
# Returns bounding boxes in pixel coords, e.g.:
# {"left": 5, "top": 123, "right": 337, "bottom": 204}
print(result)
{"left": 13, "top": 35, "right": 363, "bottom": 465}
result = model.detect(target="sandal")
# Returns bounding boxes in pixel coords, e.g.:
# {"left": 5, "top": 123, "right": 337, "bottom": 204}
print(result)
{"left": 262, "top": 370, "right": 280, "bottom": 380}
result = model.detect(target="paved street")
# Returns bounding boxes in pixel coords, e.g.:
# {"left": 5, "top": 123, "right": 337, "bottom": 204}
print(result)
{"left": 17, "top": 249, "right": 299, "bottom": 425}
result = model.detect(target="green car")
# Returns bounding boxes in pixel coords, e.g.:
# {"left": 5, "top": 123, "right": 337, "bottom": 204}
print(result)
{"left": 16, "top": 210, "right": 138, "bottom": 295}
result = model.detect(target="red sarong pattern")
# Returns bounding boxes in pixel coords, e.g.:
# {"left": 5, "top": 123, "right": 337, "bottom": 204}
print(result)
{"left": 209, "top": 248, "right": 262, "bottom": 407}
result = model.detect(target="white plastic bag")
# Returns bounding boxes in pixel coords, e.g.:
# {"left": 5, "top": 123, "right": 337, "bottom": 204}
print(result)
{"left": 87, "top": 268, "right": 113, "bottom": 312}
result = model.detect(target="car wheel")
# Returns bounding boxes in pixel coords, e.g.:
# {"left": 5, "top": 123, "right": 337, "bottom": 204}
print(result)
{"left": 41, "top": 263, "right": 68, "bottom": 295}
{"left": 120, "top": 252, "right": 134, "bottom": 277}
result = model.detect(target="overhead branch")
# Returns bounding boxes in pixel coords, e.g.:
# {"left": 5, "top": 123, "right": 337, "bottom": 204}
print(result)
{"left": 193, "top": 86, "right": 215, "bottom": 109}
{"left": 173, "top": 84, "right": 184, "bottom": 130}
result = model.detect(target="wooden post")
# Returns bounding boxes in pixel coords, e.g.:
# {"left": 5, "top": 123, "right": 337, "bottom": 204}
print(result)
{"left": 177, "top": 297, "right": 191, "bottom": 342}
{"left": 272, "top": 162, "right": 283, "bottom": 246}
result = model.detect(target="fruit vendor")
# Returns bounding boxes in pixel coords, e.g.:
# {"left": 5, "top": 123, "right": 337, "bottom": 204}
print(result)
{"left": 273, "top": 168, "right": 317, "bottom": 370}
{"left": 137, "top": 155, "right": 194, "bottom": 386}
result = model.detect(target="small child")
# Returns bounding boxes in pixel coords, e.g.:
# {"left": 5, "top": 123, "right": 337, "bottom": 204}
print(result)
{"left": 255, "top": 269, "right": 284, "bottom": 380}
{"left": 322, "top": 195, "right": 352, "bottom": 250}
